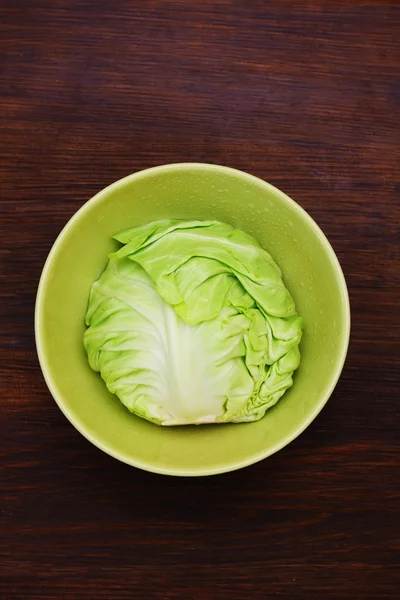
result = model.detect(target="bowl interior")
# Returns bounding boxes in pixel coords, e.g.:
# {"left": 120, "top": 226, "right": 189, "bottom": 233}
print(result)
{"left": 36, "top": 164, "right": 349, "bottom": 475}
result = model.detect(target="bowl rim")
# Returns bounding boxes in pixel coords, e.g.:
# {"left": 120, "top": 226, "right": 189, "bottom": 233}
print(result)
{"left": 35, "top": 162, "right": 351, "bottom": 476}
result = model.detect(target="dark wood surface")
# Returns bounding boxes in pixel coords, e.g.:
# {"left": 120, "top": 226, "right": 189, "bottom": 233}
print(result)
{"left": 1, "top": 1, "right": 399, "bottom": 598}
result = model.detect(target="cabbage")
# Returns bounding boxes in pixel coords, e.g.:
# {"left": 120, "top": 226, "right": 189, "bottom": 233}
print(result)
{"left": 84, "top": 220, "right": 302, "bottom": 425}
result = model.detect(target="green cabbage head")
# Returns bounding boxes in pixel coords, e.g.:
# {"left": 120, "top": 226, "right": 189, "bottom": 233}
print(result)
{"left": 84, "top": 220, "right": 302, "bottom": 425}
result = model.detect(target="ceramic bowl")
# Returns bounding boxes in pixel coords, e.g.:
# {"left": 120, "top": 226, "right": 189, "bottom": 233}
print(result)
{"left": 35, "top": 164, "right": 350, "bottom": 476}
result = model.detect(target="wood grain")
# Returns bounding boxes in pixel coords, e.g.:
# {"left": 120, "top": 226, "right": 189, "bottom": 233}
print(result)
{"left": 1, "top": 1, "right": 399, "bottom": 598}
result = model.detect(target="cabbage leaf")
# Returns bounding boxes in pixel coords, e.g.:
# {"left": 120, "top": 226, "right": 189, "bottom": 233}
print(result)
{"left": 84, "top": 220, "right": 302, "bottom": 425}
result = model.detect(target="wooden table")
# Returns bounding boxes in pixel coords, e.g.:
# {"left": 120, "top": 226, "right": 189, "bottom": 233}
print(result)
{"left": 1, "top": 1, "right": 399, "bottom": 598}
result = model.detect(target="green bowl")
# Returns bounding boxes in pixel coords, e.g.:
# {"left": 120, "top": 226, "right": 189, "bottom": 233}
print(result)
{"left": 35, "top": 163, "right": 350, "bottom": 476}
